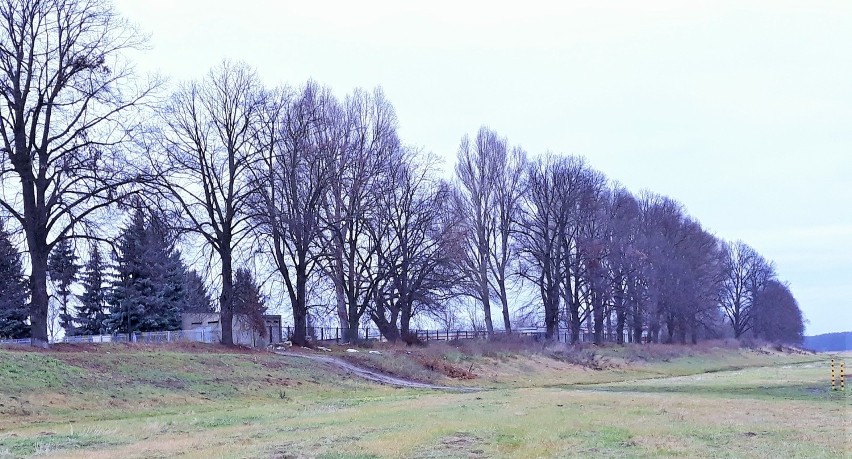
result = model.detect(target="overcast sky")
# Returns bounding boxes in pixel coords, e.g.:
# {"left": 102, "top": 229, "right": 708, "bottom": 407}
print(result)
{"left": 113, "top": 0, "right": 851, "bottom": 335}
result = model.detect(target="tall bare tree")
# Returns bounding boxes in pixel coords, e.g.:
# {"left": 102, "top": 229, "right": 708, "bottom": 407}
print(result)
{"left": 151, "top": 61, "right": 262, "bottom": 345}
{"left": 720, "top": 240, "right": 775, "bottom": 338}
{"left": 489, "top": 146, "right": 526, "bottom": 331}
{"left": 0, "top": 0, "right": 155, "bottom": 345}
{"left": 751, "top": 279, "right": 804, "bottom": 344}
{"left": 322, "top": 88, "right": 399, "bottom": 342}
{"left": 517, "top": 155, "right": 574, "bottom": 339}
{"left": 604, "top": 188, "right": 642, "bottom": 344}
{"left": 454, "top": 127, "right": 525, "bottom": 335}
{"left": 372, "top": 152, "right": 457, "bottom": 342}
{"left": 251, "top": 82, "right": 338, "bottom": 345}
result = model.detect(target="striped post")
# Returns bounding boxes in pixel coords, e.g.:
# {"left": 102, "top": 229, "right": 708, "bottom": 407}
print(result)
{"left": 832, "top": 359, "right": 836, "bottom": 391}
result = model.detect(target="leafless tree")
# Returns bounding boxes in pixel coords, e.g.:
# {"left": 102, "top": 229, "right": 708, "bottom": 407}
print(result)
{"left": 454, "top": 127, "right": 525, "bottom": 336}
{"left": 371, "top": 152, "right": 458, "bottom": 342}
{"left": 150, "top": 61, "right": 263, "bottom": 345}
{"left": 516, "top": 155, "right": 574, "bottom": 339}
{"left": 637, "top": 193, "right": 725, "bottom": 343}
{"left": 0, "top": 0, "right": 156, "bottom": 346}
{"left": 490, "top": 145, "right": 526, "bottom": 331}
{"left": 321, "top": 88, "right": 399, "bottom": 342}
{"left": 517, "top": 155, "right": 599, "bottom": 342}
{"left": 572, "top": 167, "right": 610, "bottom": 344}
{"left": 720, "top": 240, "right": 775, "bottom": 338}
{"left": 251, "top": 82, "right": 338, "bottom": 345}
{"left": 751, "top": 279, "right": 804, "bottom": 344}
{"left": 603, "top": 188, "right": 643, "bottom": 344}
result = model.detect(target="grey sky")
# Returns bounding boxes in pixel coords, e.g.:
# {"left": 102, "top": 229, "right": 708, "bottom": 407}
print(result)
{"left": 113, "top": 0, "right": 852, "bottom": 335}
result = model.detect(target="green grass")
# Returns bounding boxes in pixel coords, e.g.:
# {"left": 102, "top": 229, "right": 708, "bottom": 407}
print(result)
{"left": 0, "top": 343, "right": 848, "bottom": 458}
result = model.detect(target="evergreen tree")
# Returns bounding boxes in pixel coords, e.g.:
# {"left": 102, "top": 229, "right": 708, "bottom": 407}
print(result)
{"left": 108, "top": 210, "right": 187, "bottom": 334}
{"left": 0, "top": 221, "right": 29, "bottom": 339}
{"left": 233, "top": 268, "right": 267, "bottom": 337}
{"left": 184, "top": 270, "right": 214, "bottom": 313}
{"left": 48, "top": 239, "right": 79, "bottom": 335}
{"left": 75, "top": 244, "right": 109, "bottom": 335}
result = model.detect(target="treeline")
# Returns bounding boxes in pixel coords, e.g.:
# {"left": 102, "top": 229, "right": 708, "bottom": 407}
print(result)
{"left": 0, "top": 0, "right": 804, "bottom": 346}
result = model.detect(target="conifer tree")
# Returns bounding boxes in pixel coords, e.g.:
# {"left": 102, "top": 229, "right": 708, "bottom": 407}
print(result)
{"left": 48, "top": 239, "right": 79, "bottom": 335}
{"left": 75, "top": 245, "right": 109, "bottom": 335}
{"left": 108, "top": 210, "right": 187, "bottom": 334}
{"left": 233, "top": 268, "right": 267, "bottom": 337}
{"left": 184, "top": 270, "right": 214, "bottom": 313}
{"left": 0, "top": 221, "right": 29, "bottom": 339}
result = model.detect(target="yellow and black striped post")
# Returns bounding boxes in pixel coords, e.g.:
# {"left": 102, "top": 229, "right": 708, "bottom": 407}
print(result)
{"left": 831, "top": 359, "right": 835, "bottom": 391}
{"left": 841, "top": 361, "right": 846, "bottom": 391}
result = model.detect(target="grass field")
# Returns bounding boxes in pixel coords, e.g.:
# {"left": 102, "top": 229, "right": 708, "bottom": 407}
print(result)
{"left": 0, "top": 342, "right": 848, "bottom": 458}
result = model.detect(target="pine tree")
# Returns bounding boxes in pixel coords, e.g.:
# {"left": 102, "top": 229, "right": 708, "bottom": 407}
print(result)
{"left": 233, "top": 268, "right": 267, "bottom": 337}
{"left": 107, "top": 210, "right": 146, "bottom": 335}
{"left": 48, "top": 239, "right": 79, "bottom": 335}
{"left": 0, "top": 221, "right": 29, "bottom": 339}
{"left": 184, "top": 270, "right": 214, "bottom": 313}
{"left": 108, "top": 210, "right": 187, "bottom": 334}
{"left": 75, "top": 244, "right": 109, "bottom": 335}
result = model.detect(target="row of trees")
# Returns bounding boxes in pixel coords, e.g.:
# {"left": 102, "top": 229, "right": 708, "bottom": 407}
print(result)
{"left": 453, "top": 134, "right": 804, "bottom": 345}
{"left": 0, "top": 0, "right": 804, "bottom": 346}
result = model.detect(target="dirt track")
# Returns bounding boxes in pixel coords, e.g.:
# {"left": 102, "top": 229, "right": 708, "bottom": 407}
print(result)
{"left": 272, "top": 350, "right": 481, "bottom": 392}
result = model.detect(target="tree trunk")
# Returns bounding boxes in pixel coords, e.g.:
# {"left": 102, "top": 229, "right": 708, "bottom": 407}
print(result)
{"left": 592, "top": 292, "right": 605, "bottom": 345}
{"left": 291, "top": 270, "right": 308, "bottom": 346}
{"left": 29, "top": 248, "right": 50, "bottom": 347}
{"left": 568, "top": 299, "right": 581, "bottom": 344}
{"left": 220, "top": 251, "right": 234, "bottom": 345}
{"left": 400, "top": 305, "right": 412, "bottom": 339}
{"left": 346, "top": 314, "right": 360, "bottom": 344}
{"left": 371, "top": 294, "right": 400, "bottom": 342}
{"left": 632, "top": 304, "right": 644, "bottom": 344}
{"left": 499, "top": 282, "right": 512, "bottom": 332}
{"left": 479, "top": 258, "right": 494, "bottom": 337}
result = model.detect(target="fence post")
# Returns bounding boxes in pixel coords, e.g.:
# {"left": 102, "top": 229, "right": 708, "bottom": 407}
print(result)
{"left": 336, "top": 327, "right": 339, "bottom": 343}
{"left": 365, "top": 328, "right": 369, "bottom": 340}
{"left": 320, "top": 327, "right": 324, "bottom": 341}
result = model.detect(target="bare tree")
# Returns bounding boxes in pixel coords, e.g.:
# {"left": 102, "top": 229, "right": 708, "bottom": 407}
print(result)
{"left": 490, "top": 146, "right": 526, "bottom": 331}
{"left": 517, "top": 155, "right": 573, "bottom": 339}
{"left": 637, "top": 193, "right": 685, "bottom": 343}
{"left": 0, "top": 0, "right": 156, "bottom": 346}
{"left": 150, "top": 61, "right": 262, "bottom": 345}
{"left": 454, "top": 127, "right": 525, "bottom": 336}
{"left": 637, "top": 193, "right": 725, "bottom": 343}
{"left": 371, "top": 152, "right": 458, "bottom": 342}
{"left": 251, "top": 82, "right": 338, "bottom": 345}
{"left": 572, "top": 167, "right": 610, "bottom": 344}
{"left": 720, "top": 240, "right": 775, "bottom": 338}
{"left": 321, "top": 88, "right": 399, "bottom": 343}
{"left": 604, "top": 188, "right": 642, "bottom": 344}
{"left": 751, "top": 279, "right": 804, "bottom": 344}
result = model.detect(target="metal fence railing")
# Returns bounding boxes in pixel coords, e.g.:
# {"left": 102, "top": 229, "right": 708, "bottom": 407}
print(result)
{"left": 0, "top": 329, "right": 218, "bottom": 346}
{"left": 1, "top": 326, "right": 631, "bottom": 347}
{"left": 291, "top": 326, "right": 630, "bottom": 344}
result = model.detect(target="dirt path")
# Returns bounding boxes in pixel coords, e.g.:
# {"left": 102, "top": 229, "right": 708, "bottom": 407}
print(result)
{"left": 272, "top": 350, "right": 481, "bottom": 392}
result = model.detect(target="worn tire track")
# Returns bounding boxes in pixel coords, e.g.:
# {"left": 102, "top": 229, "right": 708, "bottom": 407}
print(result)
{"left": 272, "top": 350, "right": 481, "bottom": 392}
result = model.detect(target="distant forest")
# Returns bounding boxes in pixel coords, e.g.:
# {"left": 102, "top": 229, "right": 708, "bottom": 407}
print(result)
{"left": 0, "top": 0, "right": 805, "bottom": 347}
{"left": 804, "top": 332, "right": 852, "bottom": 352}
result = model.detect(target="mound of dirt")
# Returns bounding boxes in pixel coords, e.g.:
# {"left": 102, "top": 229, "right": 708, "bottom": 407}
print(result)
{"left": 416, "top": 356, "right": 477, "bottom": 380}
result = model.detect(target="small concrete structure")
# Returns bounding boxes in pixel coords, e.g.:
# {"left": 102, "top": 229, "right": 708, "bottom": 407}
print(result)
{"left": 182, "top": 313, "right": 282, "bottom": 347}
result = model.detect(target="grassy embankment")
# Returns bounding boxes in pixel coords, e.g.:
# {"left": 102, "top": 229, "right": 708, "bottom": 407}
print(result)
{"left": 0, "top": 341, "right": 848, "bottom": 458}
